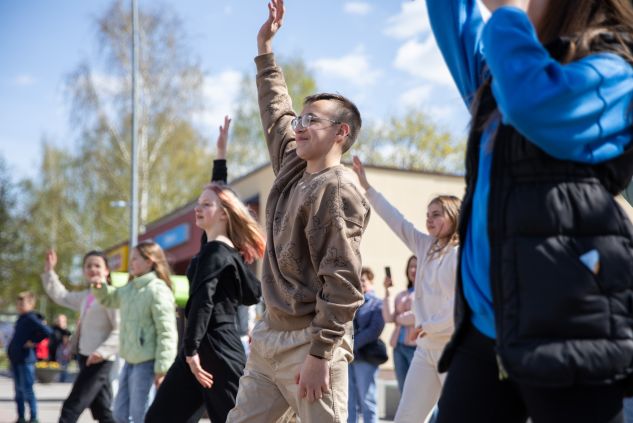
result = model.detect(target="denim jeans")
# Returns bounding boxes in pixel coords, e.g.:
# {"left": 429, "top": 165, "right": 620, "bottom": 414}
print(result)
{"left": 393, "top": 343, "right": 416, "bottom": 393}
{"left": 348, "top": 359, "right": 379, "bottom": 423}
{"left": 624, "top": 397, "right": 633, "bottom": 423}
{"left": 113, "top": 360, "right": 155, "bottom": 423}
{"left": 12, "top": 362, "right": 37, "bottom": 420}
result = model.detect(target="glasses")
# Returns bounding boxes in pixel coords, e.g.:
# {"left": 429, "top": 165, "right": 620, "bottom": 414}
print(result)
{"left": 291, "top": 114, "right": 341, "bottom": 131}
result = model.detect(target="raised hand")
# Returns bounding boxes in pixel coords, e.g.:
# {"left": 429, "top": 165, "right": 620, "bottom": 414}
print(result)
{"left": 216, "top": 115, "right": 231, "bottom": 160}
{"left": 45, "top": 249, "right": 57, "bottom": 273}
{"left": 186, "top": 354, "right": 214, "bottom": 388}
{"left": 352, "top": 156, "right": 371, "bottom": 190}
{"left": 257, "top": 0, "right": 285, "bottom": 55}
{"left": 384, "top": 276, "right": 393, "bottom": 290}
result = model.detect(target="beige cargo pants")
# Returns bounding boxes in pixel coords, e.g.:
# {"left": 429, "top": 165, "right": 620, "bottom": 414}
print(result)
{"left": 227, "top": 318, "right": 352, "bottom": 423}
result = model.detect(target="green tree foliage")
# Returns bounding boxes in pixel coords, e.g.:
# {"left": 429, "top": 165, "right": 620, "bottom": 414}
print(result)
{"left": 3, "top": 0, "right": 215, "bottom": 319}
{"left": 229, "top": 57, "right": 317, "bottom": 176}
{"left": 0, "top": 155, "right": 24, "bottom": 309}
{"left": 64, "top": 0, "right": 212, "bottom": 246}
{"left": 228, "top": 60, "right": 462, "bottom": 175}
{"left": 0, "top": 147, "right": 83, "bottom": 318}
{"left": 351, "top": 109, "right": 465, "bottom": 174}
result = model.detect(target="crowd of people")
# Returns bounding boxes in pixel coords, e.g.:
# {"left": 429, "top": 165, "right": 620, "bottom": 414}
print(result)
{"left": 6, "top": 0, "right": 633, "bottom": 422}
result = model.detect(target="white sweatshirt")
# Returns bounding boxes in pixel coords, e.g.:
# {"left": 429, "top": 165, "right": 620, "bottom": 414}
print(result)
{"left": 41, "top": 271, "right": 119, "bottom": 360}
{"left": 366, "top": 187, "right": 457, "bottom": 340}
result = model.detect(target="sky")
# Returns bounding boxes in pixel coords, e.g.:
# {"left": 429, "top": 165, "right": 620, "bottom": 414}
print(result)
{"left": 0, "top": 0, "right": 474, "bottom": 181}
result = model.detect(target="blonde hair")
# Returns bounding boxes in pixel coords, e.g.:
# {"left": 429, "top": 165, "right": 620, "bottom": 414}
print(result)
{"left": 205, "top": 183, "right": 265, "bottom": 264}
{"left": 427, "top": 195, "right": 461, "bottom": 259}
{"left": 134, "top": 240, "right": 173, "bottom": 290}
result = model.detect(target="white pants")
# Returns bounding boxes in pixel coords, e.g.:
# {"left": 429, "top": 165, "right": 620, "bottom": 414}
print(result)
{"left": 394, "top": 336, "right": 448, "bottom": 423}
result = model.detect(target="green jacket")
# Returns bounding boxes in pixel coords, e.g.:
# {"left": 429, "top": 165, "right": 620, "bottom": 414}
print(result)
{"left": 93, "top": 271, "right": 177, "bottom": 375}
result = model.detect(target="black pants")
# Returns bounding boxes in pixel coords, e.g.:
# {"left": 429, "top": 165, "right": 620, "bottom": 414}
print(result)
{"left": 145, "top": 353, "right": 240, "bottom": 423}
{"left": 435, "top": 324, "right": 624, "bottom": 423}
{"left": 59, "top": 354, "right": 116, "bottom": 423}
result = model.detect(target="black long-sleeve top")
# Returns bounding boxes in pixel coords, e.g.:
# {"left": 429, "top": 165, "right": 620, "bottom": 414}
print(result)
{"left": 183, "top": 241, "right": 261, "bottom": 357}
{"left": 211, "top": 159, "right": 227, "bottom": 184}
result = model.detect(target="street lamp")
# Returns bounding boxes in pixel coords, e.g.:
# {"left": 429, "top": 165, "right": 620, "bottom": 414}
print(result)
{"left": 110, "top": 200, "right": 128, "bottom": 208}
{"left": 130, "top": 0, "right": 140, "bottom": 253}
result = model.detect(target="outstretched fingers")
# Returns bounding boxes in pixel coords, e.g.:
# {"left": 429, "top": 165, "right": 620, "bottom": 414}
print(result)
{"left": 45, "top": 249, "right": 57, "bottom": 272}
{"left": 269, "top": 0, "right": 284, "bottom": 32}
{"left": 216, "top": 115, "right": 231, "bottom": 158}
{"left": 352, "top": 155, "right": 370, "bottom": 190}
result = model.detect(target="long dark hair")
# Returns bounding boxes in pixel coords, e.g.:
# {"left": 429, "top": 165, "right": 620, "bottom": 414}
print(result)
{"left": 83, "top": 250, "right": 112, "bottom": 285}
{"left": 537, "top": 0, "right": 633, "bottom": 64}
{"left": 473, "top": 0, "right": 633, "bottom": 129}
{"left": 405, "top": 255, "right": 416, "bottom": 290}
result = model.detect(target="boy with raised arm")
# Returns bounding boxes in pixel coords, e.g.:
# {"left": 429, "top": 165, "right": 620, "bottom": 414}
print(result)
{"left": 226, "top": 1, "right": 370, "bottom": 421}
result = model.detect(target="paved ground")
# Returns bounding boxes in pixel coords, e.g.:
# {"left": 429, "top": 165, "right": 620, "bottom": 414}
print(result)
{"left": 0, "top": 372, "right": 396, "bottom": 423}
{"left": 0, "top": 373, "right": 93, "bottom": 423}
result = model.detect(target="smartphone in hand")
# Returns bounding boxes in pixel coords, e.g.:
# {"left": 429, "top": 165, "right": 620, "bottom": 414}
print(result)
{"left": 384, "top": 266, "right": 393, "bottom": 289}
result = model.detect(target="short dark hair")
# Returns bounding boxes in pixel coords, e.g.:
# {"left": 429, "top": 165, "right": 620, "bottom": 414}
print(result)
{"left": 303, "top": 93, "right": 362, "bottom": 153}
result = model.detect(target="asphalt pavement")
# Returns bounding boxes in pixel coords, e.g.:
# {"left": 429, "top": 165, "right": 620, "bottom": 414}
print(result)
{"left": 0, "top": 372, "right": 395, "bottom": 423}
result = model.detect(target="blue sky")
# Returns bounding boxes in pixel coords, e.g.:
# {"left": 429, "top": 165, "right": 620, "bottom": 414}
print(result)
{"left": 0, "top": 0, "right": 473, "bottom": 180}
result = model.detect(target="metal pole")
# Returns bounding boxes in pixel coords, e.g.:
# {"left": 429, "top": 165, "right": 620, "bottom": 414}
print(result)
{"left": 129, "top": 0, "right": 140, "bottom": 253}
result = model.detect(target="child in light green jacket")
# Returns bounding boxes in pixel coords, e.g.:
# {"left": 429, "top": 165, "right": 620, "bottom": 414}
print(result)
{"left": 93, "top": 240, "right": 177, "bottom": 423}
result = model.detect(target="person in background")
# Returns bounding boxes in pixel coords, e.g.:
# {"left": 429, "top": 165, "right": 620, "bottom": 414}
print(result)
{"left": 353, "top": 156, "right": 461, "bottom": 423}
{"left": 425, "top": 0, "right": 633, "bottom": 421}
{"left": 8, "top": 291, "right": 52, "bottom": 423}
{"left": 146, "top": 116, "right": 265, "bottom": 423}
{"left": 42, "top": 249, "right": 119, "bottom": 423}
{"left": 348, "top": 267, "right": 385, "bottom": 423}
{"left": 92, "top": 241, "right": 178, "bottom": 423}
{"left": 226, "top": 1, "right": 370, "bottom": 421}
{"left": 48, "top": 314, "right": 72, "bottom": 382}
{"left": 382, "top": 255, "right": 417, "bottom": 393}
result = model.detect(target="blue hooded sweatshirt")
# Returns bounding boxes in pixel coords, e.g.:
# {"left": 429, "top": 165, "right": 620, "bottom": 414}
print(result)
{"left": 8, "top": 312, "right": 52, "bottom": 364}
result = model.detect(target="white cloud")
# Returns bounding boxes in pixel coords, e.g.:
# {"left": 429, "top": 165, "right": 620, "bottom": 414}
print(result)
{"left": 311, "top": 48, "right": 381, "bottom": 87}
{"left": 397, "top": 82, "right": 468, "bottom": 130}
{"left": 343, "top": 2, "right": 372, "bottom": 16}
{"left": 13, "top": 74, "right": 36, "bottom": 87}
{"left": 393, "top": 36, "right": 453, "bottom": 86}
{"left": 399, "top": 85, "right": 433, "bottom": 108}
{"left": 194, "top": 70, "right": 242, "bottom": 131}
{"left": 383, "top": 1, "right": 429, "bottom": 40}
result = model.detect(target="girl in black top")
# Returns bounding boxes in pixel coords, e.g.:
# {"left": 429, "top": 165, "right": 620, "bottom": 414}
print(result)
{"left": 146, "top": 117, "right": 265, "bottom": 423}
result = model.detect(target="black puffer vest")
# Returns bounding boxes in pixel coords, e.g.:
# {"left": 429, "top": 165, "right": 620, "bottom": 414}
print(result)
{"left": 438, "top": 40, "right": 633, "bottom": 388}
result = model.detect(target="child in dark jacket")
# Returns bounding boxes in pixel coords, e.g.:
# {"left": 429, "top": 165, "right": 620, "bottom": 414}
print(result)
{"left": 8, "top": 291, "right": 52, "bottom": 423}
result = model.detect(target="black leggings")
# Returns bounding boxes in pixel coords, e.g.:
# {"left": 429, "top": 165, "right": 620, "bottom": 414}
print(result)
{"left": 145, "top": 353, "right": 241, "bottom": 423}
{"left": 435, "top": 324, "right": 624, "bottom": 423}
{"left": 59, "top": 355, "right": 115, "bottom": 423}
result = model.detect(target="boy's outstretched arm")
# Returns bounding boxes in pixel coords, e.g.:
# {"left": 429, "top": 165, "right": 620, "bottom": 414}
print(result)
{"left": 257, "top": 0, "right": 284, "bottom": 56}
{"left": 255, "top": 0, "right": 298, "bottom": 175}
